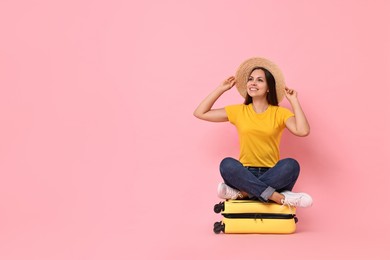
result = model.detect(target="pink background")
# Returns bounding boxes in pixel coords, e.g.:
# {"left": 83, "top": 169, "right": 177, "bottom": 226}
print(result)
{"left": 1, "top": 0, "right": 389, "bottom": 259}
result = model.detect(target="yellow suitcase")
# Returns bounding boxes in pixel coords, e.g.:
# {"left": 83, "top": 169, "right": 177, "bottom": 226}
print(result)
{"left": 213, "top": 200, "right": 298, "bottom": 234}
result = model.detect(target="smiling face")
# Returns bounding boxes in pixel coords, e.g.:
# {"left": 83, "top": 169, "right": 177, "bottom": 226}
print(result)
{"left": 246, "top": 69, "right": 268, "bottom": 98}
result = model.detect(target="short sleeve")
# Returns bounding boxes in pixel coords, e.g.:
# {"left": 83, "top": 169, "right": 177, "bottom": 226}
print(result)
{"left": 224, "top": 104, "right": 242, "bottom": 124}
{"left": 277, "top": 106, "right": 295, "bottom": 125}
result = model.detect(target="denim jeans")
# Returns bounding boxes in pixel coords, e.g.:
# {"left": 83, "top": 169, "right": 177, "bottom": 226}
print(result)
{"left": 219, "top": 157, "right": 300, "bottom": 202}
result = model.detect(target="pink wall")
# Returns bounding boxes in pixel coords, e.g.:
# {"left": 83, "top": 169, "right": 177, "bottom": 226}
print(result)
{"left": 1, "top": 0, "right": 389, "bottom": 259}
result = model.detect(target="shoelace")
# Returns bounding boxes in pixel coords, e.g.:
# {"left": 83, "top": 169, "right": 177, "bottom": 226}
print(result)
{"left": 281, "top": 195, "right": 302, "bottom": 213}
{"left": 280, "top": 200, "right": 292, "bottom": 213}
{"left": 226, "top": 188, "right": 239, "bottom": 199}
{"left": 224, "top": 185, "right": 242, "bottom": 199}
{"left": 283, "top": 195, "right": 302, "bottom": 207}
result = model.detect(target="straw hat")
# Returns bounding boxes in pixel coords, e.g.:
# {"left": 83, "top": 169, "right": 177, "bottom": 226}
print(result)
{"left": 235, "top": 57, "right": 286, "bottom": 103}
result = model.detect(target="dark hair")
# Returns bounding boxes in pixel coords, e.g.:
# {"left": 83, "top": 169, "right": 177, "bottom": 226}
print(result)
{"left": 244, "top": 67, "right": 278, "bottom": 106}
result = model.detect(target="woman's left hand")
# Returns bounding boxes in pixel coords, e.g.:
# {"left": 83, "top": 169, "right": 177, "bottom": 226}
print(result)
{"left": 284, "top": 87, "right": 298, "bottom": 102}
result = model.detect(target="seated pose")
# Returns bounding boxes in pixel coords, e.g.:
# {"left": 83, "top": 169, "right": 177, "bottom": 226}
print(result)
{"left": 193, "top": 57, "right": 313, "bottom": 207}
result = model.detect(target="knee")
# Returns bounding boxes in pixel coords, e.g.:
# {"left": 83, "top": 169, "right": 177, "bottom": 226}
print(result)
{"left": 219, "top": 157, "right": 239, "bottom": 177}
{"left": 281, "top": 158, "right": 300, "bottom": 176}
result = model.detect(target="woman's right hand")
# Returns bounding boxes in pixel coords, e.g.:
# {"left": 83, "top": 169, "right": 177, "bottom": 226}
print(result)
{"left": 219, "top": 76, "right": 236, "bottom": 91}
{"left": 193, "top": 76, "right": 235, "bottom": 122}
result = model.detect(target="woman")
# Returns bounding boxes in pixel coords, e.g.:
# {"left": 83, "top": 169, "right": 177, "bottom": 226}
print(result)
{"left": 193, "top": 57, "right": 313, "bottom": 207}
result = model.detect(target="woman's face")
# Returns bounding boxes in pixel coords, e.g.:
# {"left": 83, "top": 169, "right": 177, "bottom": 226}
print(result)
{"left": 246, "top": 69, "right": 268, "bottom": 97}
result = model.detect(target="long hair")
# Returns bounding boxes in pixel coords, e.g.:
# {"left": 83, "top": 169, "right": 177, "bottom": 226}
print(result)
{"left": 244, "top": 67, "right": 278, "bottom": 106}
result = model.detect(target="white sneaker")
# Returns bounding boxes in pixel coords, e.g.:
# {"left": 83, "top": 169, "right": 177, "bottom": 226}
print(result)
{"left": 217, "top": 183, "right": 242, "bottom": 200}
{"left": 281, "top": 191, "right": 313, "bottom": 208}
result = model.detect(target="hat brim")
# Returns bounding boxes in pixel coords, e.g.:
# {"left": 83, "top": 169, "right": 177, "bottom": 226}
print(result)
{"left": 235, "top": 57, "right": 286, "bottom": 104}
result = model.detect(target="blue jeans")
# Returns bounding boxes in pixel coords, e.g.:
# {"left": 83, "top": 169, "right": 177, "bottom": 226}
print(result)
{"left": 219, "top": 157, "right": 300, "bottom": 202}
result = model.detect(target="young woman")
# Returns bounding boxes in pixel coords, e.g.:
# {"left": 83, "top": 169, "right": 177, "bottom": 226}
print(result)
{"left": 193, "top": 57, "right": 313, "bottom": 207}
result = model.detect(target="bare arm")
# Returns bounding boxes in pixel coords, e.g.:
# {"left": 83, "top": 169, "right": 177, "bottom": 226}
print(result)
{"left": 193, "top": 76, "right": 236, "bottom": 122}
{"left": 284, "top": 87, "right": 310, "bottom": 137}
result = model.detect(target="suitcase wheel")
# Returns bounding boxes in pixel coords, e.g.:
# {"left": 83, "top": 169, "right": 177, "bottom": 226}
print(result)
{"left": 213, "top": 221, "right": 225, "bottom": 234}
{"left": 213, "top": 202, "right": 225, "bottom": 213}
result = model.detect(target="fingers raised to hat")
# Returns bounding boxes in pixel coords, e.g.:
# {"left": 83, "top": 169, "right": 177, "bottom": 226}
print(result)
{"left": 285, "top": 87, "right": 298, "bottom": 97}
{"left": 228, "top": 77, "right": 236, "bottom": 88}
{"left": 228, "top": 77, "right": 236, "bottom": 86}
{"left": 220, "top": 76, "right": 236, "bottom": 90}
{"left": 227, "top": 76, "right": 235, "bottom": 82}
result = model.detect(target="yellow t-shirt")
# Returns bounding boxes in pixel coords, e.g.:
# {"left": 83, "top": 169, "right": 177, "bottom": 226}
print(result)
{"left": 225, "top": 104, "right": 294, "bottom": 167}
